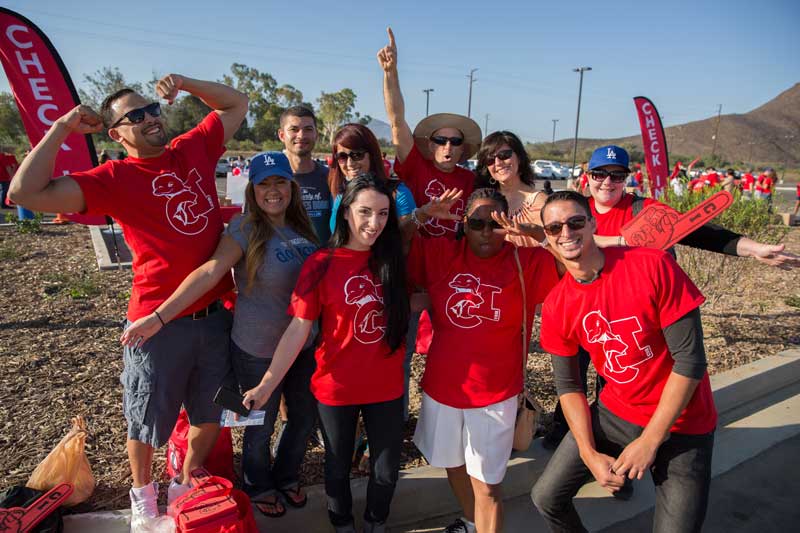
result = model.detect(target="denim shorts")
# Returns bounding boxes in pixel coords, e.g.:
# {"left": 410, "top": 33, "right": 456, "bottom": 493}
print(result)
{"left": 121, "top": 308, "right": 232, "bottom": 448}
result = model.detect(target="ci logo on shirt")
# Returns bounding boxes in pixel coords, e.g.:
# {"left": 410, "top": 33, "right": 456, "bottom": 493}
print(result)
{"left": 445, "top": 273, "right": 501, "bottom": 329}
{"left": 582, "top": 310, "right": 653, "bottom": 384}
{"left": 344, "top": 275, "right": 386, "bottom": 344}
{"left": 152, "top": 169, "right": 215, "bottom": 235}
{"left": 422, "top": 179, "right": 463, "bottom": 236}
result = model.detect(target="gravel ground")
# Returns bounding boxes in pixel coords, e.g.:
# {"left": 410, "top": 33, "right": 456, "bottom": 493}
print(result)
{"left": 0, "top": 222, "right": 797, "bottom": 513}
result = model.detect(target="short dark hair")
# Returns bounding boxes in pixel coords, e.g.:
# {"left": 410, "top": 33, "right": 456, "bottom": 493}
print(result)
{"left": 101, "top": 88, "right": 136, "bottom": 128}
{"left": 475, "top": 131, "right": 535, "bottom": 188}
{"left": 280, "top": 105, "right": 317, "bottom": 128}
{"left": 541, "top": 190, "right": 592, "bottom": 225}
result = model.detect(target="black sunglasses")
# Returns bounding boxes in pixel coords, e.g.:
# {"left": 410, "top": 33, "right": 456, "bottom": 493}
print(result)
{"left": 589, "top": 169, "right": 628, "bottom": 183}
{"left": 488, "top": 149, "right": 514, "bottom": 163}
{"left": 543, "top": 215, "right": 588, "bottom": 236}
{"left": 466, "top": 217, "right": 503, "bottom": 232}
{"left": 430, "top": 135, "right": 464, "bottom": 147}
{"left": 111, "top": 102, "right": 161, "bottom": 128}
{"left": 335, "top": 150, "right": 367, "bottom": 163}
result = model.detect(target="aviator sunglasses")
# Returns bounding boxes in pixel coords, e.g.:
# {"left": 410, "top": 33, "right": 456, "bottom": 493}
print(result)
{"left": 589, "top": 169, "right": 628, "bottom": 183}
{"left": 430, "top": 135, "right": 464, "bottom": 147}
{"left": 543, "top": 215, "right": 588, "bottom": 236}
{"left": 336, "top": 150, "right": 368, "bottom": 163}
{"left": 111, "top": 102, "right": 161, "bottom": 128}
{"left": 466, "top": 217, "right": 503, "bottom": 231}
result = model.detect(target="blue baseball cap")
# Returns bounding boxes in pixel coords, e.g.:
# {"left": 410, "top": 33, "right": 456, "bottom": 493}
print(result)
{"left": 248, "top": 151, "right": 294, "bottom": 184}
{"left": 588, "top": 145, "right": 630, "bottom": 171}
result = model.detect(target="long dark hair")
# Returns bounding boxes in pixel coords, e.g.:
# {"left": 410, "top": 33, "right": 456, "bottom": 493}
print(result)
{"left": 327, "top": 123, "right": 387, "bottom": 197}
{"left": 475, "top": 130, "right": 535, "bottom": 189}
{"left": 331, "top": 174, "right": 409, "bottom": 353}
{"left": 242, "top": 180, "right": 319, "bottom": 293}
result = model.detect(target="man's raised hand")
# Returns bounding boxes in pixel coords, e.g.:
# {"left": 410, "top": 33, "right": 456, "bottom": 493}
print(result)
{"left": 58, "top": 105, "right": 104, "bottom": 135}
{"left": 156, "top": 74, "right": 185, "bottom": 105}
{"left": 377, "top": 27, "right": 397, "bottom": 72}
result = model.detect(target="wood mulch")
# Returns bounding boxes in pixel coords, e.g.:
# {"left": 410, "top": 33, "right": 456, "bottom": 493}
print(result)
{"left": 0, "top": 222, "right": 797, "bottom": 512}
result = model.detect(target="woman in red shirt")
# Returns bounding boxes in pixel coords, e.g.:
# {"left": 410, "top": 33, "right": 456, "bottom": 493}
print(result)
{"left": 407, "top": 188, "right": 558, "bottom": 533}
{"left": 243, "top": 174, "right": 409, "bottom": 533}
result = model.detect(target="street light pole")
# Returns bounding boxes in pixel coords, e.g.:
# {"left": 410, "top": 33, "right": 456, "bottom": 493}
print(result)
{"left": 423, "top": 88, "right": 434, "bottom": 117}
{"left": 571, "top": 67, "right": 591, "bottom": 174}
{"left": 467, "top": 68, "right": 478, "bottom": 118}
{"left": 551, "top": 119, "right": 559, "bottom": 147}
{"left": 711, "top": 104, "right": 722, "bottom": 159}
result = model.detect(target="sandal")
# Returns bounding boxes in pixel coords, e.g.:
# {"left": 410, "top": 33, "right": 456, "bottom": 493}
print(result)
{"left": 278, "top": 485, "right": 307, "bottom": 508}
{"left": 253, "top": 494, "right": 286, "bottom": 518}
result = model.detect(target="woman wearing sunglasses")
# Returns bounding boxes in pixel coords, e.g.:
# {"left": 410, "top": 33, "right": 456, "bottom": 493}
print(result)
{"left": 121, "top": 151, "right": 320, "bottom": 519}
{"left": 475, "top": 131, "right": 545, "bottom": 248}
{"left": 327, "top": 123, "right": 416, "bottom": 235}
{"left": 587, "top": 145, "right": 798, "bottom": 267}
{"left": 243, "top": 174, "right": 410, "bottom": 533}
{"left": 407, "top": 188, "right": 559, "bottom": 533}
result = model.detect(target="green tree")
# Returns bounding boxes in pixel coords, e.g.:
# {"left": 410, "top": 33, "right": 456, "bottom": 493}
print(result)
{"left": 222, "top": 63, "right": 278, "bottom": 143}
{"left": 165, "top": 95, "right": 211, "bottom": 138}
{"left": 0, "top": 92, "right": 27, "bottom": 150}
{"left": 78, "top": 66, "right": 143, "bottom": 111}
{"left": 317, "top": 88, "right": 357, "bottom": 146}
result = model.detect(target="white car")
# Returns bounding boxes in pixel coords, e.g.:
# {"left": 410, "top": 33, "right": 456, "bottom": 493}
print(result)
{"left": 215, "top": 158, "right": 231, "bottom": 177}
{"left": 550, "top": 163, "right": 571, "bottom": 179}
{"left": 532, "top": 160, "right": 555, "bottom": 178}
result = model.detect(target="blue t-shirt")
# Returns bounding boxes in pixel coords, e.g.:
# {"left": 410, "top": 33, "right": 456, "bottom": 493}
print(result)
{"left": 293, "top": 161, "right": 332, "bottom": 245}
{"left": 329, "top": 181, "right": 416, "bottom": 234}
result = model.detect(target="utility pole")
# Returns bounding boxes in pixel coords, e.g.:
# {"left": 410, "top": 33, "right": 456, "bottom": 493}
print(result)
{"left": 551, "top": 119, "right": 559, "bottom": 147}
{"left": 423, "top": 88, "right": 434, "bottom": 117}
{"left": 571, "top": 67, "right": 591, "bottom": 174}
{"left": 484, "top": 113, "right": 489, "bottom": 135}
{"left": 467, "top": 68, "right": 478, "bottom": 118}
{"left": 710, "top": 104, "right": 722, "bottom": 159}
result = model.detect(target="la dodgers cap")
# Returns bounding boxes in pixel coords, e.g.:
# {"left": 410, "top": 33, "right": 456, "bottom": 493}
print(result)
{"left": 248, "top": 151, "right": 294, "bottom": 185}
{"left": 588, "top": 145, "right": 630, "bottom": 171}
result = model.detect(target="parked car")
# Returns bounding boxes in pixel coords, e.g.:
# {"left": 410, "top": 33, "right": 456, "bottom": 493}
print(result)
{"left": 532, "top": 160, "right": 555, "bottom": 178}
{"left": 550, "top": 163, "right": 571, "bottom": 179}
{"left": 215, "top": 158, "right": 231, "bottom": 177}
{"left": 571, "top": 165, "right": 583, "bottom": 178}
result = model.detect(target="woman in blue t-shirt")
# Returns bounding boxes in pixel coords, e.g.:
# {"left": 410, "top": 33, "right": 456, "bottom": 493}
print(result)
{"left": 121, "top": 151, "right": 319, "bottom": 518}
{"left": 327, "top": 123, "right": 415, "bottom": 234}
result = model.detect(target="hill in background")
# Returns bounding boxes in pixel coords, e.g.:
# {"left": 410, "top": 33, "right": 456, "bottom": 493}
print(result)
{"left": 550, "top": 83, "right": 800, "bottom": 166}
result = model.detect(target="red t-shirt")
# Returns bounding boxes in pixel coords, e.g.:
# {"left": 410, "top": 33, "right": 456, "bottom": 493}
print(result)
{"left": 796, "top": 183, "right": 800, "bottom": 198}
{"left": 761, "top": 176, "right": 774, "bottom": 194}
{"left": 704, "top": 172, "right": 719, "bottom": 186}
{"left": 540, "top": 247, "right": 716, "bottom": 434}
{"left": 741, "top": 173, "right": 755, "bottom": 192}
{"left": 71, "top": 112, "right": 232, "bottom": 321}
{"left": 288, "top": 247, "right": 404, "bottom": 406}
{"left": 589, "top": 193, "right": 658, "bottom": 236}
{"left": 393, "top": 144, "right": 474, "bottom": 239}
{"left": 0, "top": 153, "right": 18, "bottom": 182}
{"left": 407, "top": 236, "right": 558, "bottom": 408}
{"left": 579, "top": 173, "right": 589, "bottom": 191}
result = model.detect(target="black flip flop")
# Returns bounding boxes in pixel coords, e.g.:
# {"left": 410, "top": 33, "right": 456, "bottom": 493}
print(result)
{"left": 278, "top": 485, "right": 307, "bottom": 508}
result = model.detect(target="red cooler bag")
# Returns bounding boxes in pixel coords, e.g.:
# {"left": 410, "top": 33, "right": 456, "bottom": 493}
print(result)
{"left": 169, "top": 468, "right": 256, "bottom": 533}
{"left": 166, "top": 409, "right": 235, "bottom": 481}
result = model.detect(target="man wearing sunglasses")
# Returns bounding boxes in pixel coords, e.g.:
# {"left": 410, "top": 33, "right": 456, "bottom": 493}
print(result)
{"left": 532, "top": 190, "right": 716, "bottom": 533}
{"left": 10, "top": 73, "right": 248, "bottom": 532}
{"left": 378, "top": 27, "right": 481, "bottom": 238}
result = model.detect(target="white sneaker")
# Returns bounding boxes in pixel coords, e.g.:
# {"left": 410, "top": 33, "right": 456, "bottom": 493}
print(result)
{"left": 130, "top": 482, "right": 159, "bottom": 532}
{"left": 167, "top": 476, "right": 192, "bottom": 506}
{"left": 443, "top": 517, "right": 476, "bottom": 533}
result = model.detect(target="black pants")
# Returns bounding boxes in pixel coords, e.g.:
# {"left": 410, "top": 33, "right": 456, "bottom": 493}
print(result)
{"left": 317, "top": 396, "right": 404, "bottom": 527}
{"left": 532, "top": 402, "right": 714, "bottom": 533}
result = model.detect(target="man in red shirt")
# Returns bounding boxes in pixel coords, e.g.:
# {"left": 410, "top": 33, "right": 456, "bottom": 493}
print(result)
{"left": 741, "top": 168, "right": 755, "bottom": 199}
{"left": 531, "top": 190, "right": 716, "bottom": 533}
{"left": 0, "top": 151, "right": 18, "bottom": 208}
{"left": 9, "top": 74, "right": 247, "bottom": 531}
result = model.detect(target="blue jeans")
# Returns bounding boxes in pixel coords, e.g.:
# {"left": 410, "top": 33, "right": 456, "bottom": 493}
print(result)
{"left": 532, "top": 402, "right": 714, "bottom": 533}
{"left": 230, "top": 340, "right": 317, "bottom": 496}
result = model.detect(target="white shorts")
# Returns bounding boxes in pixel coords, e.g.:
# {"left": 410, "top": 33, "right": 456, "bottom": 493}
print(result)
{"left": 413, "top": 392, "right": 517, "bottom": 484}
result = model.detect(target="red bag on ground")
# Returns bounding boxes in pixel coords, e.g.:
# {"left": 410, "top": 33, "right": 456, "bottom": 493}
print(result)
{"left": 169, "top": 468, "right": 256, "bottom": 533}
{"left": 166, "top": 409, "right": 235, "bottom": 482}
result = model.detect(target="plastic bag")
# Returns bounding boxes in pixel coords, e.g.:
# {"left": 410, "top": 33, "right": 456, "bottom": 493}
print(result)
{"left": 26, "top": 416, "right": 95, "bottom": 506}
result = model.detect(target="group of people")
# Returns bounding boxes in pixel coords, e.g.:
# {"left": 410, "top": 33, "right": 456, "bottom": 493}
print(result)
{"left": 8, "top": 27, "right": 800, "bottom": 533}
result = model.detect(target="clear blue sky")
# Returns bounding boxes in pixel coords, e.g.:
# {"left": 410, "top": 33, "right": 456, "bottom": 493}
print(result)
{"left": 2, "top": 0, "right": 798, "bottom": 143}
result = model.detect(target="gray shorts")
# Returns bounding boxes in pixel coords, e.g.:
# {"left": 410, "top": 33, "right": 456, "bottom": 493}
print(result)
{"left": 121, "top": 307, "right": 232, "bottom": 448}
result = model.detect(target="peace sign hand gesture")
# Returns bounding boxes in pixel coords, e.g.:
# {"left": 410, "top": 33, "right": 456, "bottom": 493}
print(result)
{"left": 419, "top": 188, "right": 464, "bottom": 220}
{"left": 377, "top": 27, "right": 398, "bottom": 72}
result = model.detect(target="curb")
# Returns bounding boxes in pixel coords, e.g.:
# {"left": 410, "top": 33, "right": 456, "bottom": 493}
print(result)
{"left": 62, "top": 348, "right": 800, "bottom": 533}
